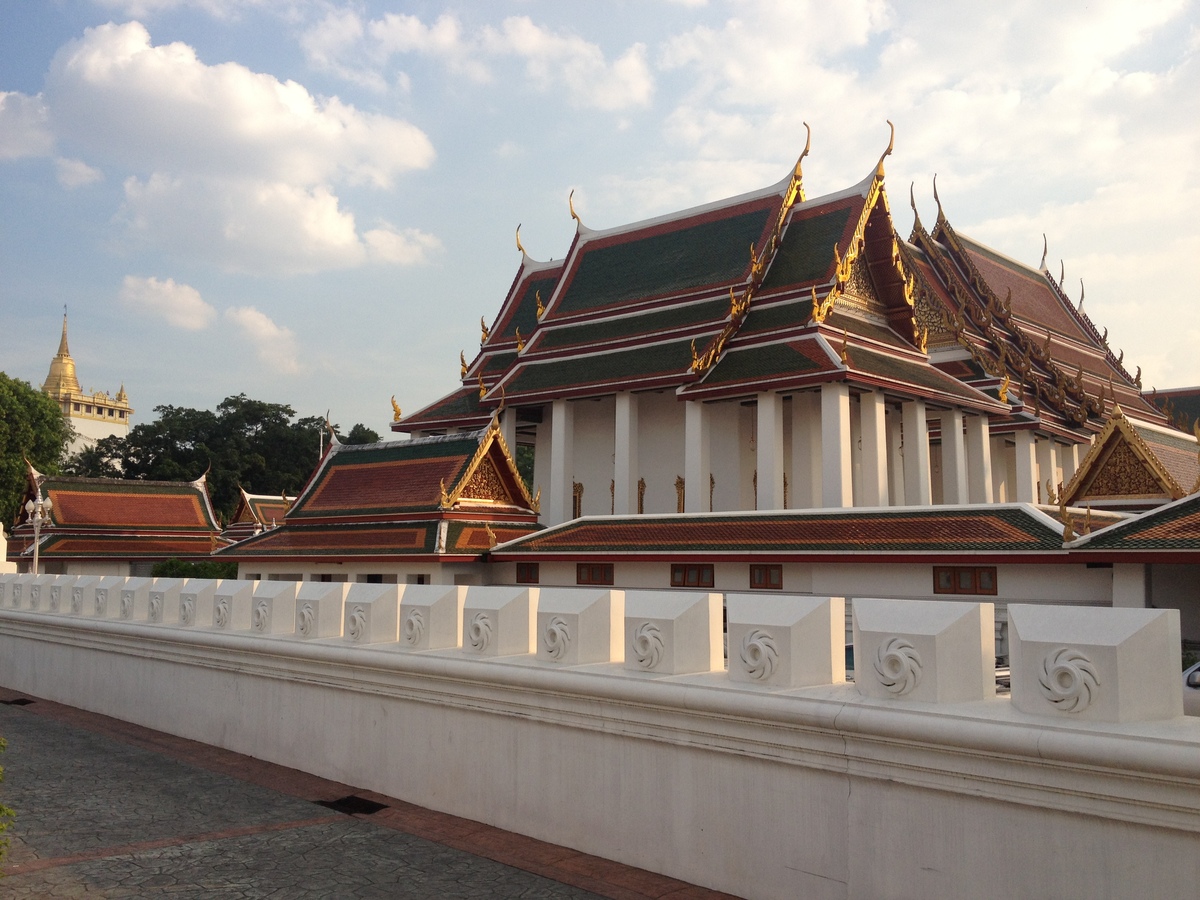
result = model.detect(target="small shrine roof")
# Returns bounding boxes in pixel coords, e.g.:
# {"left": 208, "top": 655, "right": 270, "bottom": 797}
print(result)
{"left": 23, "top": 473, "right": 220, "bottom": 533}
{"left": 1067, "top": 489, "right": 1200, "bottom": 553}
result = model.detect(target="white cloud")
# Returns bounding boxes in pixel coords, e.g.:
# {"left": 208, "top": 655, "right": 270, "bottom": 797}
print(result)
{"left": 225, "top": 305, "right": 301, "bottom": 373}
{"left": 91, "top": 0, "right": 277, "bottom": 19}
{"left": 55, "top": 157, "right": 103, "bottom": 188}
{"left": 0, "top": 91, "right": 54, "bottom": 159}
{"left": 119, "top": 275, "right": 216, "bottom": 330}
{"left": 301, "top": 11, "right": 652, "bottom": 110}
{"left": 120, "top": 174, "right": 367, "bottom": 274}
{"left": 25, "top": 21, "right": 437, "bottom": 274}
{"left": 363, "top": 225, "right": 443, "bottom": 266}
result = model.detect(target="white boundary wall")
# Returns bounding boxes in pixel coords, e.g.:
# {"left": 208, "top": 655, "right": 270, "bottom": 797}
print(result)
{"left": 0, "top": 576, "right": 1198, "bottom": 899}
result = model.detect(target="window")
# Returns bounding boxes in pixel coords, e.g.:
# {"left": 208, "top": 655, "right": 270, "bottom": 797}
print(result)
{"left": 516, "top": 562, "right": 540, "bottom": 584}
{"left": 118, "top": 411, "right": 125, "bottom": 419}
{"left": 749, "top": 564, "right": 782, "bottom": 590}
{"left": 85, "top": 405, "right": 92, "bottom": 413}
{"left": 406, "top": 573, "right": 430, "bottom": 585}
{"left": 73, "top": 403, "right": 80, "bottom": 412}
{"left": 670, "top": 563, "right": 714, "bottom": 588}
{"left": 577, "top": 563, "right": 614, "bottom": 585}
{"left": 933, "top": 566, "right": 997, "bottom": 596}
{"left": 365, "top": 574, "right": 383, "bottom": 584}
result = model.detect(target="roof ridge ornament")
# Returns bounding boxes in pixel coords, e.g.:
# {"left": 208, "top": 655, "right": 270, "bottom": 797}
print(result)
{"left": 931, "top": 173, "right": 944, "bottom": 224}
{"left": 391, "top": 395, "right": 402, "bottom": 423}
{"left": 876, "top": 119, "right": 894, "bottom": 177}
{"left": 1059, "top": 259, "right": 1065, "bottom": 288}
{"left": 480, "top": 316, "right": 490, "bottom": 346}
{"left": 1078, "top": 278, "right": 1085, "bottom": 312}
{"left": 515, "top": 224, "right": 527, "bottom": 257}
{"left": 460, "top": 351, "right": 467, "bottom": 378}
{"left": 568, "top": 189, "right": 587, "bottom": 231}
{"left": 1040, "top": 234, "right": 1048, "bottom": 270}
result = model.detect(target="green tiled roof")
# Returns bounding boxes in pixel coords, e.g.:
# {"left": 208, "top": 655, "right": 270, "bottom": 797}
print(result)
{"left": 504, "top": 339, "right": 695, "bottom": 396}
{"left": 536, "top": 296, "right": 730, "bottom": 351}
{"left": 499, "top": 275, "right": 558, "bottom": 340}
{"left": 701, "top": 340, "right": 828, "bottom": 386}
{"left": 555, "top": 206, "right": 773, "bottom": 316}
{"left": 481, "top": 352, "right": 518, "bottom": 375}
{"left": 759, "top": 206, "right": 852, "bottom": 291}
{"left": 1072, "top": 492, "right": 1200, "bottom": 551}
{"left": 405, "top": 387, "right": 487, "bottom": 425}
{"left": 850, "top": 346, "right": 993, "bottom": 405}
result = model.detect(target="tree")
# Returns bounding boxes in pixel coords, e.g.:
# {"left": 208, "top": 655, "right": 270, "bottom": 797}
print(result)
{"left": 0, "top": 373, "right": 71, "bottom": 523}
{"left": 342, "top": 423, "right": 381, "bottom": 445}
{"left": 65, "top": 394, "right": 381, "bottom": 522}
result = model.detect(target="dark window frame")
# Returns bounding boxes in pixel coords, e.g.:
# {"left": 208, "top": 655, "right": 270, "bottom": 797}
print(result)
{"left": 515, "top": 562, "right": 540, "bottom": 584}
{"left": 932, "top": 565, "right": 998, "bottom": 596}
{"left": 749, "top": 563, "right": 783, "bottom": 590}
{"left": 576, "top": 563, "right": 614, "bottom": 585}
{"left": 670, "top": 563, "right": 714, "bottom": 588}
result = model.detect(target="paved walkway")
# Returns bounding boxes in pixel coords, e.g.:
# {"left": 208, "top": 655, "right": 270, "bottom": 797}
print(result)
{"left": 0, "top": 687, "right": 735, "bottom": 899}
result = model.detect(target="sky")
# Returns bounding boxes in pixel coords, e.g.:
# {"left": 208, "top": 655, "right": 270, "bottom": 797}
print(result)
{"left": 1, "top": 0, "right": 1198, "bottom": 440}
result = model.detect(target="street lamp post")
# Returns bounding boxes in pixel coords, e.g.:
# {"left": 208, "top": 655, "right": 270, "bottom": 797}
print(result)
{"left": 24, "top": 494, "right": 53, "bottom": 575}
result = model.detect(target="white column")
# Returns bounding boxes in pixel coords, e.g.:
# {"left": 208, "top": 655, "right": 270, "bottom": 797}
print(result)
{"left": 791, "top": 393, "right": 822, "bottom": 508}
{"left": 1036, "top": 438, "right": 1058, "bottom": 503}
{"left": 965, "top": 415, "right": 994, "bottom": 504}
{"left": 1013, "top": 430, "right": 1037, "bottom": 503}
{"left": 902, "top": 399, "right": 931, "bottom": 506}
{"left": 860, "top": 390, "right": 888, "bottom": 506}
{"left": 821, "top": 382, "right": 852, "bottom": 507}
{"left": 614, "top": 392, "right": 639, "bottom": 515}
{"left": 939, "top": 408, "right": 968, "bottom": 505}
{"left": 990, "top": 436, "right": 1008, "bottom": 502}
{"left": 684, "top": 400, "right": 709, "bottom": 513}
{"left": 1060, "top": 441, "right": 1081, "bottom": 487}
{"left": 887, "top": 409, "right": 905, "bottom": 505}
{"left": 757, "top": 392, "right": 785, "bottom": 510}
{"left": 548, "top": 399, "right": 575, "bottom": 525}
{"left": 500, "top": 406, "right": 518, "bottom": 453}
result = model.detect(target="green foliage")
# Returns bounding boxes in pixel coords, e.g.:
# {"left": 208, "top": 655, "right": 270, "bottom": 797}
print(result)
{"left": 64, "top": 394, "right": 380, "bottom": 522}
{"left": 0, "top": 372, "right": 71, "bottom": 524}
{"left": 0, "top": 736, "right": 13, "bottom": 876}
{"left": 341, "top": 423, "right": 381, "bottom": 445}
{"left": 515, "top": 444, "right": 535, "bottom": 493}
{"left": 1183, "top": 645, "right": 1199, "bottom": 671}
{"left": 150, "top": 558, "right": 240, "bottom": 579}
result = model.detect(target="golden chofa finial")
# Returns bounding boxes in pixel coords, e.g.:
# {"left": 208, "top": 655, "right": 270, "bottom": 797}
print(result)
{"left": 477, "top": 371, "right": 487, "bottom": 399}
{"left": 1039, "top": 234, "right": 1048, "bottom": 270}
{"left": 460, "top": 350, "right": 467, "bottom": 378}
{"left": 876, "top": 119, "right": 894, "bottom": 175}
{"left": 569, "top": 189, "right": 580, "bottom": 223}
{"left": 1059, "top": 259, "right": 1065, "bottom": 288}
{"left": 1078, "top": 279, "right": 1085, "bottom": 312}
{"left": 931, "top": 172, "right": 944, "bottom": 221}
{"left": 480, "top": 316, "right": 490, "bottom": 345}
{"left": 515, "top": 327, "right": 525, "bottom": 352}
{"left": 998, "top": 374, "right": 1011, "bottom": 403}
{"left": 390, "top": 395, "right": 402, "bottom": 423}
{"left": 515, "top": 224, "right": 526, "bottom": 255}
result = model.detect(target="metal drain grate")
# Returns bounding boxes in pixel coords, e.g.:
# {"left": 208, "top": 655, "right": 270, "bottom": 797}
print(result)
{"left": 0, "top": 698, "right": 34, "bottom": 706}
{"left": 315, "top": 795, "right": 388, "bottom": 816}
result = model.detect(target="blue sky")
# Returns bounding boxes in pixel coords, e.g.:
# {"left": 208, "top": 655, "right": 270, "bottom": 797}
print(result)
{"left": 2, "top": 0, "right": 1198, "bottom": 438}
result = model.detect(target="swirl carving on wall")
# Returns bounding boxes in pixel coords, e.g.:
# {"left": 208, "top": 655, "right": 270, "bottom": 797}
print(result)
{"left": 402, "top": 609, "right": 425, "bottom": 646}
{"left": 214, "top": 598, "right": 230, "bottom": 629}
{"left": 543, "top": 616, "right": 571, "bottom": 661}
{"left": 1038, "top": 647, "right": 1100, "bottom": 713}
{"left": 873, "top": 637, "right": 923, "bottom": 696}
{"left": 467, "top": 612, "right": 492, "bottom": 652}
{"left": 631, "top": 622, "right": 665, "bottom": 670}
{"left": 740, "top": 629, "right": 779, "bottom": 681}
{"left": 252, "top": 600, "right": 269, "bottom": 632}
{"left": 298, "top": 602, "right": 316, "bottom": 637}
{"left": 347, "top": 605, "right": 367, "bottom": 642}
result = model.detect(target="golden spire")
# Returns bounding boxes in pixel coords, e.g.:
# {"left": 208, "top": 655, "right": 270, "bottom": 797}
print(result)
{"left": 391, "top": 395, "right": 402, "bottom": 423}
{"left": 515, "top": 224, "right": 526, "bottom": 255}
{"left": 42, "top": 312, "right": 81, "bottom": 398}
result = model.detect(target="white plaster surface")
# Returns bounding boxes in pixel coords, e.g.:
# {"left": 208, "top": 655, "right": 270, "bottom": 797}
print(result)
{"left": 119, "top": 577, "right": 154, "bottom": 621}
{"left": 148, "top": 578, "right": 184, "bottom": 624}
{"left": 250, "top": 580, "right": 298, "bottom": 634}
{"left": 343, "top": 583, "right": 400, "bottom": 644}
{"left": 178, "top": 579, "right": 216, "bottom": 627}
{"left": 1, "top": 587, "right": 1199, "bottom": 900}
{"left": 623, "top": 590, "right": 722, "bottom": 675}
{"left": 853, "top": 598, "right": 994, "bottom": 703}
{"left": 1009, "top": 604, "right": 1183, "bottom": 722}
{"left": 461, "top": 586, "right": 537, "bottom": 657}
{"left": 90, "top": 576, "right": 127, "bottom": 618}
{"left": 294, "top": 582, "right": 348, "bottom": 639}
{"left": 67, "top": 576, "right": 101, "bottom": 616}
{"left": 535, "top": 588, "right": 624, "bottom": 665}
{"left": 726, "top": 594, "right": 845, "bottom": 687}
{"left": 397, "top": 584, "right": 464, "bottom": 651}
{"left": 213, "top": 580, "right": 255, "bottom": 630}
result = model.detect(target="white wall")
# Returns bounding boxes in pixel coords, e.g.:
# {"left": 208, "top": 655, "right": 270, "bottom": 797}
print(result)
{"left": 636, "top": 393, "right": 686, "bottom": 514}
{"left": 572, "top": 396, "right": 615, "bottom": 516}
{"left": 0, "top": 593, "right": 1197, "bottom": 900}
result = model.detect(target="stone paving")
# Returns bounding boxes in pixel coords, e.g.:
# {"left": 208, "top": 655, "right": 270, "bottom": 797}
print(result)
{"left": 0, "top": 690, "right": 736, "bottom": 899}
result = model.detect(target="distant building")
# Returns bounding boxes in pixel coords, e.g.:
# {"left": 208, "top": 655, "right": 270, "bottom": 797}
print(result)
{"left": 42, "top": 314, "right": 133, "bottom": 454}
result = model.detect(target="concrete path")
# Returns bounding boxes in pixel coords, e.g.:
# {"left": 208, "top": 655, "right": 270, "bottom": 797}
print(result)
{"left": 0, "top": 687, "right": 735, "bottom": 899}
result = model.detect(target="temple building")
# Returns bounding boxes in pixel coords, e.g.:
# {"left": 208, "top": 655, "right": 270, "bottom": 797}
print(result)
{"left": 395, "top": 133, "right": 1170, "bottom": 529}
{"left": 217, "top": 422, "right": 541, "bottom": 584}
{"left": 7, "top": 464, "right": 223, "bottom": 576}
{"left": 221, "top": 489, "right": 295, "bottom": 544}
{"left": 41, "top": 314, "right": 133, "bottom": 454}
